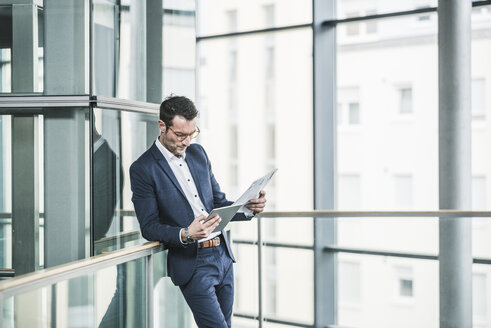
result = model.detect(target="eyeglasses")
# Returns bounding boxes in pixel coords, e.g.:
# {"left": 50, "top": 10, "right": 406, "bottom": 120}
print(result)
{"left": 168, "top": 126, "right": 200, "bottom": 141}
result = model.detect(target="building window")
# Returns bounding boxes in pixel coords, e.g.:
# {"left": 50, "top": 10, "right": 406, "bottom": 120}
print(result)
{"left": 472, "top": 78, "right": 486, "bottom": 120}
{"left": 338, "top": 87, "right": 361, "bottom": 126}
{"left": 230, "top": 125, "right": 238, "bottom": 187}
{"left": 395, "top": 266, "right": 414, "bottom": 300}
{"left": 265, "top": 46, "right": 275, "bottom": 80}
{"left": 263, "top": 4, "right": 275, "bottom": 28}
{"left": 365, "top": 9, "right": 377, "bottom": 34}
{"left": 398, "top": 86, "right": 413, "bottom": 114}
{"left": 226, "top": 9, "right": 237, "bottom": 32}
{"left": 394, "top": 175, "right": 413, "bottom": 209}
{"left": 348, "top": 102, "right": 360, "bottom": 125}
{"left": 346, "top": 11, "right": 360, "bottom": 36}
{"left": 264, "top": 46, "right": 275, "bottom": 113}
{"left": 339, "top": 261, "right": 361, "bottom": 307}
{"left": 473, "top": 273, "right": 487, "bottom": 323}
{"left": 416, "top": 5, "right": 431, "bottom": 21}
{"left": 228, "top": 50, "right": 237, "bottom": 83}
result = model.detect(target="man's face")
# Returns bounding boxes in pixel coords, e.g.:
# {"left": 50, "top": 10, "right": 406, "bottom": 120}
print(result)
{"left": 159, "top": 115, "right": 197, "bottom": 157}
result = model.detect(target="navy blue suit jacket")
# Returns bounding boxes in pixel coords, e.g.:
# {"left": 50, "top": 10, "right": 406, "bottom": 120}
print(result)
{"left": 130, "top": 142, "right": 251, "bottom": 286}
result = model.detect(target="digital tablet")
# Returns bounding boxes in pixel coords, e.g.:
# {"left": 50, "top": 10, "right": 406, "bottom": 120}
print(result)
{"left": 203, "top": 204, "right": 243, "bottom": 233}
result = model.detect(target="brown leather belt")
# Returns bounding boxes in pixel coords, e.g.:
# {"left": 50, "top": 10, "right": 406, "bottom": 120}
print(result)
{"left": 198, "top": 236, "right": 221, "bottom": 249}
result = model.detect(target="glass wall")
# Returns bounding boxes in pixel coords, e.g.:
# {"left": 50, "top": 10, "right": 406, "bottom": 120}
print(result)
{"left": 335, "top": 3, "right": 491, "bottom": 328}
{"left": 0, "top": 114, "right": 11, "bottom": 270}
{"left": 0, "top": 0, "right": 194, "bottom": 278}
{"left": 95, "top": 0, "right": 197, "bottom": 102}
{"left": 196, "top": 1, "right": 313, "bottom": 326}
{"left": 93, "top": 107, "right": 159, "bottom": 254}
{"left": 0, "top": 4, "right": 44, "bottom": 94}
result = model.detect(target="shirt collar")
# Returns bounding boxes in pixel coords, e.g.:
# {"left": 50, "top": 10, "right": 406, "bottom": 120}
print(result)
{"left": 155, "top": 138, "right": 186, "bottom": 161}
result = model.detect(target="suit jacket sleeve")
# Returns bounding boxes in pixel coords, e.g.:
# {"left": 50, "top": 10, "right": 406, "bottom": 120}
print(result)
{"left": 130, "top": 161, "right": 185, "bottom": 248}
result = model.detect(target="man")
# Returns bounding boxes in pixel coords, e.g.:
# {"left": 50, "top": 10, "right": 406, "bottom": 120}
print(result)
{"left": 130, "top": 95, "right": 267, "bottom": 328}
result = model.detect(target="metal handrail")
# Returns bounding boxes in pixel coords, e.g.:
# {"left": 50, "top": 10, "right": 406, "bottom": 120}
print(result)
{"left": 4, "top": 210, "right": 491, "bottom": 220}
{"left": 0, "top": 95, "right": 159, "bottom": 115}
{"left": 118, "top": 209, "right": 491, "bottom": 218}
{"left": 258, "top": 210, "right": 491, "bottom": 218}
{"left": 0, "top": 241, "right": 163, "bottom": 298}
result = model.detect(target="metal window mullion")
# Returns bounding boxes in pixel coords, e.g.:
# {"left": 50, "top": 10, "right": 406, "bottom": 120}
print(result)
{"left": 146, "top": 254, "right": 154, "bottom": 328}
{"left": 257, "top": 216, "right": 264, "bottom": 328}
{"left": 196, "top": 24, "right": 312, "bottom": 42}
{"left": 313, "top": 0, "right": 337, "bottom": 328}
{"left": 438, "top": 1, "right": 473, "bottom": 327}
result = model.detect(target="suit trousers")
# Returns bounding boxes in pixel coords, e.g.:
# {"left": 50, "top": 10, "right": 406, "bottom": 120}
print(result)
{"left": 179, "top": 242, "right": 234, "bottom": 328}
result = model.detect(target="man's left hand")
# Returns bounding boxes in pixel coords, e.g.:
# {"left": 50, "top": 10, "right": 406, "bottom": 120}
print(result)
{"left": 245, "top": 190, "right": 267, "bottom": 214}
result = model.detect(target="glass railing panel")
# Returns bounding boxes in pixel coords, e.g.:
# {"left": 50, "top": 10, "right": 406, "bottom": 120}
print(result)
{"left": 93, "top": 107, "right": 158, "bottom": 254}
{"left": 232, "top": 317, "right": 257, "bottom": 328}
{"left": 1, "top": 284, "right": 51, "bottom": 327}
{"left": 233, "top": 243, "right": 259, "bottom": 317}
{"left": 262, "top": 217, "right": 313, "bottom": 247}
{"left": 1, "top": 254, "right": 150, "bottom": 327}
{"left": 473, "top": 217, "right": 491, "bottom": 259}
{"left": 229, "top": 218, "right": 257, "bottom": 241}
{"left": 337, "top": 252, "right": 438, "bottom": 328}
{"left": 97, "top": 257, "right": 147, "bottom": 327}
{"left": 153, "top": 274, "right": 194, "bottom": 327}
{"left": 263, "top": 247, "right": 313, "bottom": 325}
{"left": 264, "top": 323, "right": 307, "bottom": 328}
{"left": 472, "top": 263, "right": 491, "bottom": 326}
{"left": 337, "top": 217, "right": 439, "bottom": 255}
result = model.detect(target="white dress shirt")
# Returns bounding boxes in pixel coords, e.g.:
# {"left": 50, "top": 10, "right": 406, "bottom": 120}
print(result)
{"left": 155, "top": 139, "right": 220, "bottom": 243}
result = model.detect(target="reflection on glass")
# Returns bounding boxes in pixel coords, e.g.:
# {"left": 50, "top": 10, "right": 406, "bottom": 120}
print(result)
{"left": 0, "top": 5, "right": 44, "bottom": 94}
{"left": 153, "top": 269, "right": 194, "bottom": 327}
{"left": 93, "top": 0, "right": 117, "bottom": 97}
{"left": 93, "top": 108, "right": 158, "bottom": 254}
{"left": 97, "top": 258, "right": 146, "bottom": 327}
{"left": 0, "top": 6, "right": 12, "bottom": 92}
{"left": 118, "top": 1, "right": 147, "bottom": 101}
{"left": 163, "top": 0, "right": 196, "bottom": 99}
{"left": 0, "top": 115, "right": 11, "bottom": 269}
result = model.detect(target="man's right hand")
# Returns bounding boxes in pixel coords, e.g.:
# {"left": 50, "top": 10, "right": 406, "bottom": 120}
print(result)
{"left": 187, "top": 214, "right": 221, "bottom": 241}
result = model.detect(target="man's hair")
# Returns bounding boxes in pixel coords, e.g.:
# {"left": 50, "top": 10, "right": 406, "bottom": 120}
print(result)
{"left": 160, "top": 95, "right": 198, "bottom": 127}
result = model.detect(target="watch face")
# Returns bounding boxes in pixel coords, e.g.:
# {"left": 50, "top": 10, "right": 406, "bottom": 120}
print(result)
{"left": 185, "top": 228, "right": 194, "bottom": 242}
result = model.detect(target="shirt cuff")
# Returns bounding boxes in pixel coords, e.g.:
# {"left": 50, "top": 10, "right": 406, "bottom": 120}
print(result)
{"left": 246, "top": 212, "right": 256, "bottom": 219}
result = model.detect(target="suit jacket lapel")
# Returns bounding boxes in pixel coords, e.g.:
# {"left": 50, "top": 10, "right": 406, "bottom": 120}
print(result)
{"left": 150, "top": 144, "right": 187, "bottom": 199}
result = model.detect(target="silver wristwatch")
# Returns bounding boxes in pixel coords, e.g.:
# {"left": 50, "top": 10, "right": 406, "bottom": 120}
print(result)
{"left": 184, "top": 227, "right": 195, "bottom": 243}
